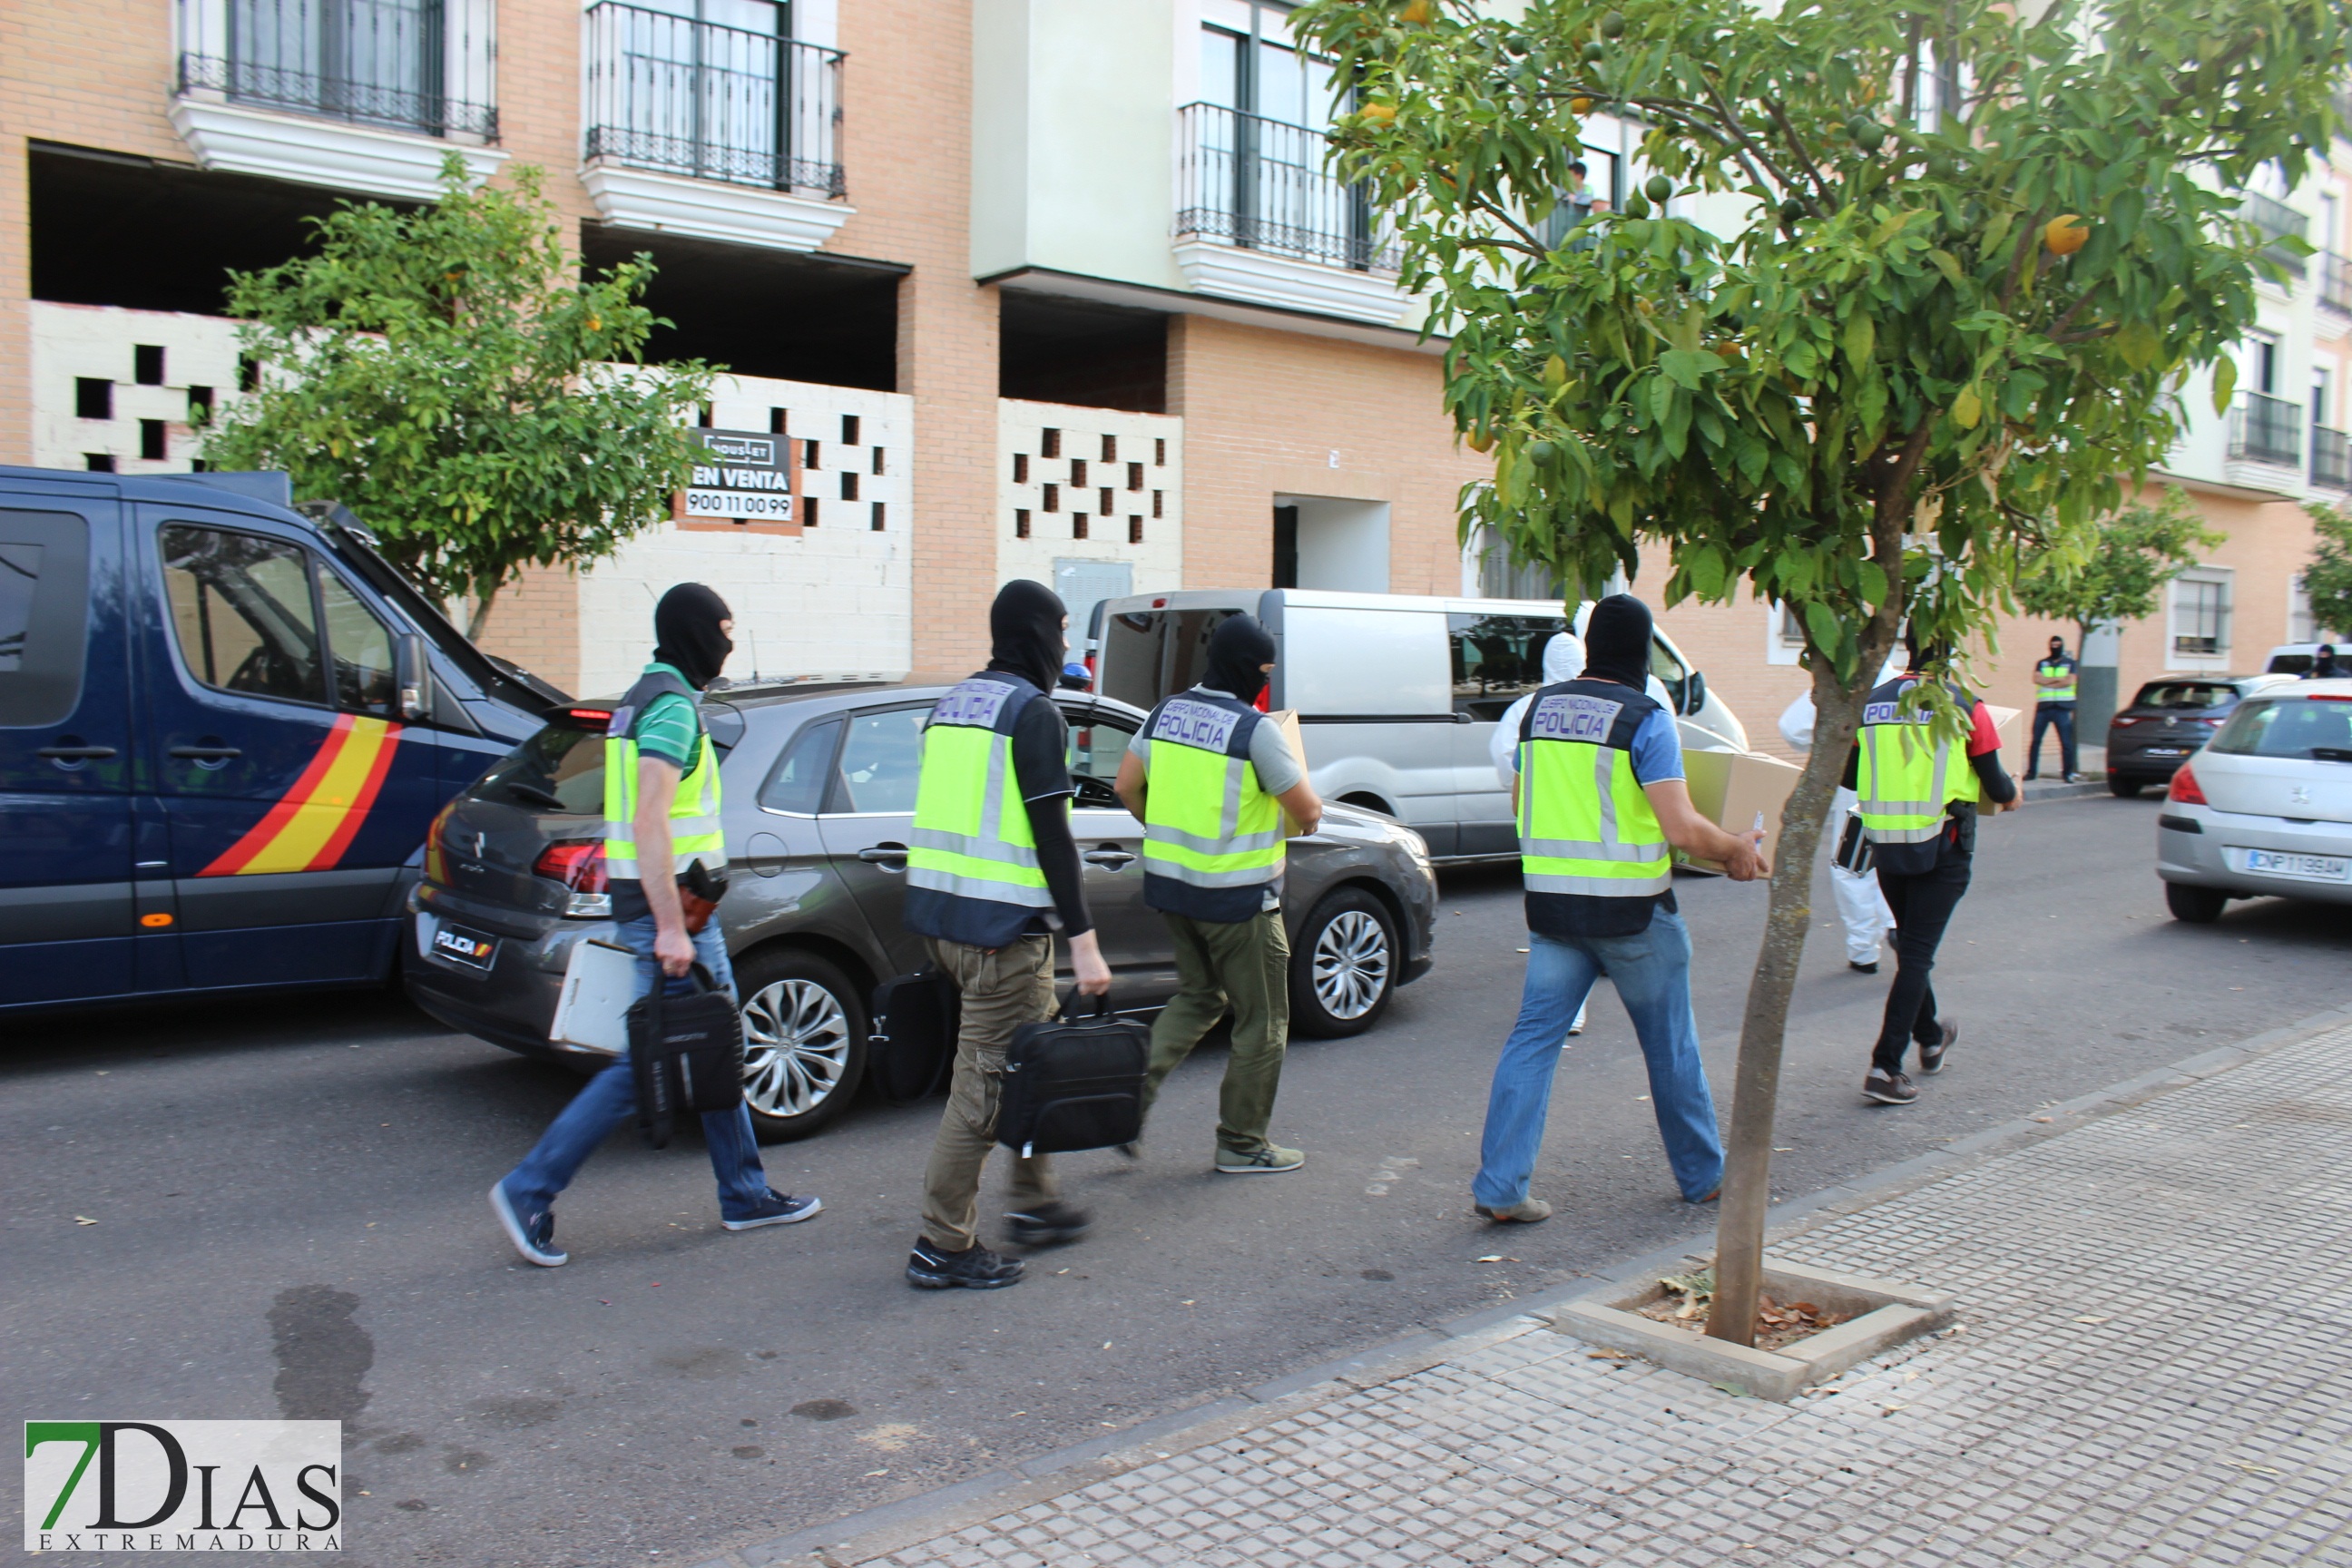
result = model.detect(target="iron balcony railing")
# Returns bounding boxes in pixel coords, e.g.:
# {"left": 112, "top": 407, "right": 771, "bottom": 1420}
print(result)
{"left": 2314, "top": 425, "right": 2352, "bottom": 490}
{"left": 584, "top": 1, "right": 844, "bottom": 198}
{"left": 2238, "top": 190, "right": 2309, "bottom": 277}
{"left": 1175, "top": 103, "right": 1399, "bottom": 274}
{"left": 174, "top": 0, "right": 496, "bottom": 141}
{"left": 2324, "top": 252, "right": 2352, "bottom": 317}
{"left": 2230, "top": 392, "right": 2303, "bottom": 468}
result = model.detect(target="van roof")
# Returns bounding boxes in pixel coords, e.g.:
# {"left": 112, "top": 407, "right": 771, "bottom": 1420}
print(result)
{"left": 0, "top": 466, "right": 303, "bottom": 522}
{"left": 1099, "top": 587, "right": 1573, "bottom": 618}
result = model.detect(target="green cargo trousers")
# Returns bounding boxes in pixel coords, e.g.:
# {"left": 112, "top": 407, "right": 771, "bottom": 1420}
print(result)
{"left": 1140, "top": 908, "right": 1291, "bottom": 1158}
{"left": 919, "top": 936, "right": 1060, "bottom": 1252}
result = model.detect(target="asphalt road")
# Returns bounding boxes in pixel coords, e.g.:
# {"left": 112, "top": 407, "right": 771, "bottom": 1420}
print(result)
{"left": 8, "top": 792, "right": 2349, "bottom": 1566}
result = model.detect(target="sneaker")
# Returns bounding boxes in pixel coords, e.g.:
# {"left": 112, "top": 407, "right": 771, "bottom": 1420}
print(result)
{"left": 489, "top": 1180, "right": 567, "bottom": 1268}
{"left": 1475, "top": 1198, "right": 1553, "bottom": 1223}
{"left": 1215, "top": 1143, "right": 1306, "bottom": 1174}
{"left": 1918, "top": 1017, "right": 1959, "bottom": 1075}
{"left": 1862, "top": 1069, "right": 1919, "bottom": 1105}
{"left": 906, "top": 1238, "right": 1025, "bottom": 1290}
{"left": 721, "top": 1190, "right": 824, "bottom": 1230}
{"left": 1848, "top": 959, "right": 1879, "bottom": 975}
{"left": 2064, "top": 773, "right": 2082, "bottom": 784}
{"left": 1004, "top": 1201, "right": 1092, "bottom": 1248}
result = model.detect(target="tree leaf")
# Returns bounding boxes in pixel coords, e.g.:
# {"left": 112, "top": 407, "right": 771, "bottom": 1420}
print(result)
{"left": 2115, "top": 321, "right": 2160, "bottom": 371}
{"left": 1842, "top": 312, "right": 1876, "bottom": 371}
{"left": 1952, "top": 385, "right": 1983, "bottom": 429}
{"left": 1802, "top": 599, "right": 1840, "bottom": 655}
{"left": 2210, "top": 354, "right": 2238, "bottom": 416}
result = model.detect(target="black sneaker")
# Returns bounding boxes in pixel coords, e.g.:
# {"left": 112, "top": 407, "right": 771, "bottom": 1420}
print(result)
{"left": 1918, "top": 1017, "right": 1959, "bottom": 1075}
{"left": 1862, "top": 1069, "right": 1919, "bottom": 1105}
{"left": 1004, "top": 1201, "right": 1092, "bottom": 1248}
{"left": 1848, "top": 960, "right": 1880, "bottom": 975}
{"left": 906, "top": 1239, "right": 1025, "bottom": 1290}
{"left": 721, "top": 1190, "right": 824, "bottom": 1230}
{"left": 489, "top": 1180, "right": 568, "bottom": 1268}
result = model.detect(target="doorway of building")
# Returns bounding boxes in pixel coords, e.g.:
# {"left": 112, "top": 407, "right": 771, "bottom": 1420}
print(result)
{"left": 1270, "top": 495, "right": 1389, "bottom": 593}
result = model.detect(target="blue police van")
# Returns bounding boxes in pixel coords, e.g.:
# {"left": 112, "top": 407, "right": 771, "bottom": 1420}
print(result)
{"left": 0, "top": 466, "right": 559, "bottom": 1013}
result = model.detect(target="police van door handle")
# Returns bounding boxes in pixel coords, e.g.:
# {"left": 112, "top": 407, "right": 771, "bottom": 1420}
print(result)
{"left": 37, "top": 743, "right": 118, "bottom": 761}
{"left": 170, "top": 745, "right": 243, "bottom": 761}
{"left": 1083, "top": 847, "right": 1136, "bottom": 870}
{"left": 857, "top": 843, "right": 909, "bottom": 867}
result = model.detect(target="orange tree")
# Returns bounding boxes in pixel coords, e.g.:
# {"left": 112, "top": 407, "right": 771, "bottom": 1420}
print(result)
{"left": 1295, "top": 0, "right": 2348, "bottom": 1343}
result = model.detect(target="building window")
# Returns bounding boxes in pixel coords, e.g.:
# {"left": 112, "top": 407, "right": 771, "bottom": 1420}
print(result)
{"left": 141, "top": 420, "right": 167, "bottom": 461}
{"left": 188, "top": 386, "right": 215, "bottom": 422}
{"left": 802, "top": 495, "right": 818, "bottom": 527}
{"left": 75, "top": 378, "right": 111, "bottom": 420}
{"left": 84, "top": 453, "right": 115, "bottom": 472}
{"left": 1070, "top": 457, "right": 1088, "bottom": 488}
{"left": 1152, "top": 490, "right": 1164, "bottom": 518}
{"left": 1041, "top": 427, "right": 1061, "bottom": 458}
{"left": 1015, "top": 509, "right": 1031, "bottom": 539}
{"left": 2171, "top": 573, "right": 2231, "bottom": 657}
{"left": 1098, "top": 486, "right": 1113, "bottom": 514}
{"left": 1154, "top": 437, "right": 1166, "bottom": 466}
{"left": 1127, "top": 461, "right": 1143, "bottom": 491}
{"left": 1129, "top": 515, "right": 1143, "bottom": 544}
{"left": 841, "top": 414, "right": 859, "bottom": 445}
{"left": 1073, "top": 513, "right": 1089, "bottom": 540}
{"left": 802, "top": 438, "right": 820, "bottom": 469}
{"left": 870, "top": 502, "right": 885, "bottom": 532}
{"left": 1100, "top": 433, "right": 1117, "bottom": 462}
{"left": 1013, "top": 452, "right": 1028, "bottom": 483}
{"left": 1042, "top": 483, "right": 1059, "bottom": 513}
{"left": 134, "top": 345, "right": 165, "bottom": 386}
{"left": 839, "top": 471, "right": 858, "bottom": 501}
{"left": 870, "top": 446, "right": 884, "bottom": 475}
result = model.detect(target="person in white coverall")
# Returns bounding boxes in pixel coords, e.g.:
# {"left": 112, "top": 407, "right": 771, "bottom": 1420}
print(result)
{"left": 1778, "top": 681, "right": 1896, "bottom": 973}
{"left": 1488, "top": 633, "right": 1678, "bottom": 1034}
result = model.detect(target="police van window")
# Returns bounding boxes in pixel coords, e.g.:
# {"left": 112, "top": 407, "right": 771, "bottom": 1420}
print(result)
{"left": 0, "top": 508, "right": 91, "bottom": 729}
{"left": 1066, "top": 709, "right": 1137, "bottom": 807}
{"left": 161, "top": 525, "right": 326, "bottom": 706}
{"left": 1649, "top": 636, "right": 1691, "bottom": 712}
{"left": 1448, "top": 612, "right": 1565, "bottom": 720}
{"left": 826, "top": 706, "right": 926, "bottom": 814}
{"left": 317, "top": 568, "right": 396, "bottom": 716}
{"left": 1099, "top": 611, "right": 1165, "bottom": 710}
{"left": 759, "top": 716, "right": 842, "bottom": 814}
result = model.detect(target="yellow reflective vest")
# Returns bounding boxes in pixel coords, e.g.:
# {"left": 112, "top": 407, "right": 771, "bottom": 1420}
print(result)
{"left": 1139, "top": 691, "right": 1284, "bottom": 922}
{"left": 1855, "top": 676, "right": 1981, "bottom": 847}
{"left": 905, "top": 673, "right": 1056, "bottom": 945}
{"left": 1517, "top": 680, "right": 1671, "bottom": 922}
{"left": 2036, "top": 658, "right": 2077, "bottom": 704}
{"left": 603, "top": 670, "right": 725, "bottom": 884}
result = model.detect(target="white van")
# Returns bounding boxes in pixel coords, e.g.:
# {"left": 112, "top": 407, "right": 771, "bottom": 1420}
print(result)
{"left": 1090, "top": 589, "right": 1748, "bottom": 860}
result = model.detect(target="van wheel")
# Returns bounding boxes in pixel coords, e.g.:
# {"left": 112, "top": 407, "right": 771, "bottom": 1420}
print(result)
{"left": 2164, "top": 883, "right": 2228, "bottom": 924}
{"left": 1338, "top": 792, "right": 1396, "bottom": 818}
{"left": 733, "top": 948, "right": 867, "bottom": 1142}
{"left": 1290, "top": 887, "right": 1396, "bottom": 1039}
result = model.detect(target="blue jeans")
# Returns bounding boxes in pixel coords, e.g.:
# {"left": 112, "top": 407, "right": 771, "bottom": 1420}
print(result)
{"left": 1474, "top": 909, "right": 1725, "bottom": 1206}
{"left": 2027, "top": 704, "right": 2077, "bottom": 777}
{"left": 501, "top": 916, "right": 771, "bottom": 1221}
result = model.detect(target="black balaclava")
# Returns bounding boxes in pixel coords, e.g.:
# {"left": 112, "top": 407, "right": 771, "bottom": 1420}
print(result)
{"left": 1204, "top": 613, "right": 1279, "bottom": 704}
{"left": 652, "top": 583, "right": 733, "bottom": 690}
{"left": 987, "top": 579, "right": 1068, "bottom": 693}
{"left": 1583, "top": 594, "right": 1652, "bottom": 691}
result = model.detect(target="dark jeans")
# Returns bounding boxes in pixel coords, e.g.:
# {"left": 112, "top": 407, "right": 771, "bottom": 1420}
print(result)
{"left": 2027, "top": 704, "right": 2077, "bottom": 778}
{"left": 1871, "top": 849, "right": 1973, "bottom": 1073}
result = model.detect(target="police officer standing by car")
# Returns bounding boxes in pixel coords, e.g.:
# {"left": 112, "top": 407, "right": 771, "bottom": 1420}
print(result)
{"left": 1850, "top": 628, "right": 2021, "bottom": 1106}
{"left": 1113, "top": 614, "right": 1324, "bottom": 1174}
{"left": 2025, "top": 633, "right": 2081, "bottom": 782}
{"left": 901, "top": 581, "right": 1111, "bottom": 1291}
{"left": 489, "top": 584, "right": 820, "bottom": 1268}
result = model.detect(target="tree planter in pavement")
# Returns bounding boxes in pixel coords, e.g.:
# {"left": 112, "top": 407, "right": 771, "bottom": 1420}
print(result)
{"left": 1550, "top": 1260, "right": 1954, "bottom": 1401}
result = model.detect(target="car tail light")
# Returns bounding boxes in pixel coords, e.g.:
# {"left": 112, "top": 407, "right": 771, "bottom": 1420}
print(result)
{"left": 2167, "top": 762, "right": 2207, "bottom": 806}
{"left": 2200, "top": 715, "right": 2227, "bottom": 726}
{"left": 534, "top": 839, "right": 612, "bottom": 917}
{"left": 566, "top": 708, "right": 614, "bottom": 730}
{"left": 2111, "top": 716, "right": 2141, "bottom": 727}
{"left": 424, "top": 803, "right": 455, "bottom": 885}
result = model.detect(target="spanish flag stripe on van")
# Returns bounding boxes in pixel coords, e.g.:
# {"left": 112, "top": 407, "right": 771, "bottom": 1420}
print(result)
{"left": 200, "top": 717, "right": 405, "bottom": 877}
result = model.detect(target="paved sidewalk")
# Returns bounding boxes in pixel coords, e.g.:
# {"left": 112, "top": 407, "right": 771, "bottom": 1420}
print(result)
{"left": 708, "top": 1013, "right": 2352, "bottom": 1568}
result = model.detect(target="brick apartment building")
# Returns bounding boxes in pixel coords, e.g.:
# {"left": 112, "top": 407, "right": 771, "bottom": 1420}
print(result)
{"left": 0, "top": 0, "right": 2343, "bottom": 750}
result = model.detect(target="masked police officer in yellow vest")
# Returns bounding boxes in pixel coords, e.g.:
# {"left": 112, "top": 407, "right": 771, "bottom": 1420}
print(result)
{"left": 1112, "top": 614, "right": 1324, "bottom": 1174}
{"left": 1847, "top": 628, "right": 2020, "bottom": 1105}
{"left": 2024, "top": 632, "right": 2081, "bottom": 782}
{"left": 901, "top": 581, "right": 1112, "bottom": 1291}
{"left": 1472, "top": 595, "right": 1769, "bottom": 1221}
{"left": 492, "top": 584, "right": 820, "bottom": 1269}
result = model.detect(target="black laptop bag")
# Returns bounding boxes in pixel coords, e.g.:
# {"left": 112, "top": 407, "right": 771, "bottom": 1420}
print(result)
{"left": 869, "top": 969, "right": 962, "bottom": 1104}
{"left": 628, "top": 964, "right": 745, "bottom": 1149}
{"left": 996, "top": 995, "right": 1150, "bottom": 1159}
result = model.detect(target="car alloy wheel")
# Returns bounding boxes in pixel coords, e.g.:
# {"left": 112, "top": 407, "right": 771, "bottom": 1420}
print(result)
{"left": 740, "top": 977, "right": 854, "bottom": 1122}
{"left": 1313, "top": 908, "right": 1391, "bottom": 1023}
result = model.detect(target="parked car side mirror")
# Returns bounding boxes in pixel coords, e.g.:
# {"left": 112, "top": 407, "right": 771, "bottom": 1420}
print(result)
{"left": 1683, "top": 669, "right": 1707, "bottom": 715}
{"left": 397, "top": 632, "right": 433, "bottom": 723}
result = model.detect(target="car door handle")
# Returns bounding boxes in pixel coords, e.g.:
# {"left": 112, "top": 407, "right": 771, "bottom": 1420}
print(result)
{"left": 857, "top": 844, "right": 909, "bottom": 864}
{"left": 1083, "top": 848, "right": 1137, "bottom": 869}
{"left": 37, "top": 745, "right": 118, "bottom": 760}
{"left": 169, "top": 745, "right": 243, "bottom": 760}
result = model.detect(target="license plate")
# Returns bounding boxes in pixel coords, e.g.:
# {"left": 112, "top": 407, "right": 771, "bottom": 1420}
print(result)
{"left": 432, "top": 924, "right": 500, "bottom": 970}
{"left": 2242, "top": 848, "right": 2352, "bottom": 883}
{"left": 2143, "top": 747, "right": 2185, "bottom": 757}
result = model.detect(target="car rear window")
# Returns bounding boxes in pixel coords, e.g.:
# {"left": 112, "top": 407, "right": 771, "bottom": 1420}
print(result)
{"left": 473, "top": 710, "right": 609, "bottom": 813}
{"left": 2209, "top": 698, "right": 2352, "bottom": 760}
{"left": 2133, "top": 681, "right": 2237, "bottom": 710}
{"left": 1098, "top": 608, "right": 1237, "bottom": 710}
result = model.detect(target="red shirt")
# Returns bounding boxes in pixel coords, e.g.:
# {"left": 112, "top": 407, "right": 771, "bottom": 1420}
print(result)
{"left": 1965, "top": 700, "right": 2003, "bottom": 758}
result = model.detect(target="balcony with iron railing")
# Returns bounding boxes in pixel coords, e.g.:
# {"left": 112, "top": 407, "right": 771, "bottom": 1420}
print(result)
{"left": 2230, "top": 392, "right": 2304, "bottom": 468}
{"left": 174, "top": 0, "right": 495, "bottom": 141}
{"left": 2239, "top": 190, "right": 2309, "bottom": 277}
{"left": 583, "top": 2, "right": 842, "bottom": 199}
{"left": 1174, "top": 103, "right": 1399, "bottom": 276}
{"left": 2324, "top": 252, "right": 2352, "bottom": 318}
{"left": 2314, "top": 425, "right": 2352, "bottom": 490}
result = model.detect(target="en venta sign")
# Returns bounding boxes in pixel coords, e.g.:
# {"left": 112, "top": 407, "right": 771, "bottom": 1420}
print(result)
{"left": 679, "top": 427, "right": 800, "bottom": 535}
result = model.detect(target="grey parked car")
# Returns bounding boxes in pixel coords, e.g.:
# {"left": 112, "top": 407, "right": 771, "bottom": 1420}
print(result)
{"left": 405, "top": 680, "right": 1439, "bottom": 1141}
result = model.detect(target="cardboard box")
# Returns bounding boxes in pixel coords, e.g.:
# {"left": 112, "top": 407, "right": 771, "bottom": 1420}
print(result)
{"left": 1978, "top": 705, "right": 2021, "bottom": 816}
{"left": 1264, "top": 709, "right": 1309, "bottom": 837}
{"left": 1678, "top": 747, "right": 1803, "bottom": 873}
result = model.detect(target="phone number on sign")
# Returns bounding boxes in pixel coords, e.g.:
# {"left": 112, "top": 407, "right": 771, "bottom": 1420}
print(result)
{"left": 685, "top": 490, "right": 796, "bottom": 521}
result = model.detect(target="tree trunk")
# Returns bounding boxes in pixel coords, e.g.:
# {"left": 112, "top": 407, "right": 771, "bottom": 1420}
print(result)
{"left": 466, "top": 583, "right": 501, "bottom": 643}
{"left": 1705, "top": 653, "right": 1869, "bottom": 1345}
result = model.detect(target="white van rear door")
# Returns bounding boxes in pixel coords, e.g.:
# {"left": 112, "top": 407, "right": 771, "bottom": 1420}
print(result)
{"left": 1279, "top": 606, "right": 1461, "bottom": 850}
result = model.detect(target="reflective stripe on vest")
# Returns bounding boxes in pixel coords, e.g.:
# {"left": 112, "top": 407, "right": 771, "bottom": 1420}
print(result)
{"left": 2037, "top": 660, "right": 2077, "bottom": 702}
{"left": 1141, "top": 695, "right": 1284, "bottom": 906}
{"left": 603, "top": 730, "right": 725, "bottom": 881}
{"left": 1855, "top": 681, "right": 1981, "bottom": 845}
{"left": 906, "top": 678, "right": 1054, "bottom": 911}
{"left": 1517, "top": 687, "right": 1670, "bottom": 898}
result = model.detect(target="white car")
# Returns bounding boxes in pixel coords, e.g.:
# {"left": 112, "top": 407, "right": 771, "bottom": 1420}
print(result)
{"left": 2154, "top": 681, "right": 2352, "bottom": 920}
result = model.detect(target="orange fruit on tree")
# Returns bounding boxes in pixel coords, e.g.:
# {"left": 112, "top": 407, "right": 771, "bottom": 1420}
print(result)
{"left": 1466, "top": 429, "right": 1496, "bottom": 453}
{"left": 2043, "top": 215, "right": 2090, "bottom": 255}
{"left": 1360, "top": 103, "right": 1396, "bottom": 124}
{"left": 1570, "top": 96, "right": 1593, "bottom": 114}
{"left": 1400, "top": 0, "right": 1434, "bottom": 23}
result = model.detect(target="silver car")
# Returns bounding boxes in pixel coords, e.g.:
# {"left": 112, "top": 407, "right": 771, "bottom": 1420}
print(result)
{"left": 2154, "top": 680, "right": 2352, "bottom": 921}
{"left": 404, "top": 681, "right": 1439, "bottom": 1139}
